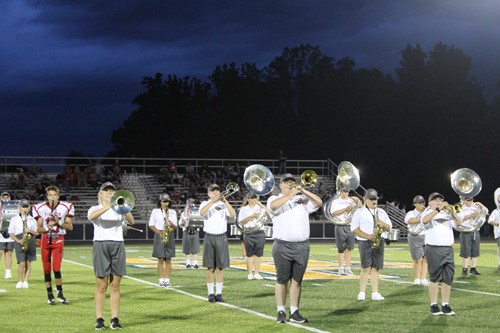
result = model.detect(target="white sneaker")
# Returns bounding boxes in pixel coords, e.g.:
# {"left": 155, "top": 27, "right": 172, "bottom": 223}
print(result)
{"left": 345, "top": 268, "right": 354, "bottom": 276}
{"left": 16, "top": 281, "right": 23, "bottom": 289}
{"left": 420, "top": 279, "right": 429, "bottom": 286}
{"left": 372, "top": 292, "right": 385, "bottom": 301}
{"left": 247, "top": 274, "right": 254, "bottom": 280}
{"left": 164, "top": 280, "right": 171, "bottom": 288}
{"left": 22, "top": 281, "right": 29, "bottom": 288}
{"left": 338, "top": 267, "right": 345, "bottom": 275}
{"left": 5, "top": 272, "right": 12, "bottom": 279}
{"left": 253, "top": 273, "right": 264, "bottom": 280}
{"left": 357, "top": 292, "right": 365, "bottom": 301}
{"left": 413, "top": 278, "right": 421, "bottom": 285}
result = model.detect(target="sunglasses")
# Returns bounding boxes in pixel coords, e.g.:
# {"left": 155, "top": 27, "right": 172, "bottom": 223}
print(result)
{"left": 21, "top": 205, "right": 30, "bottom": 208}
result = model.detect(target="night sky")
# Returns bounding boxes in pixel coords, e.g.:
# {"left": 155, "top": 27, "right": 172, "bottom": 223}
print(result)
{"left": 1, "top": 0, "right": 499, "bottom": 158}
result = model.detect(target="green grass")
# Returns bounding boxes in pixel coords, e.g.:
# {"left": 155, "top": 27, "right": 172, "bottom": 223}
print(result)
{"left": 2, "top": 241, "right": 500, "bottom": 332}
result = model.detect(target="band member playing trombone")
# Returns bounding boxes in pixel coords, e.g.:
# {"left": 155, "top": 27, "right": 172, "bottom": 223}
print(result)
{"left": 351, "top": 188, "right": 391, "bottom": 301}
{"left": 199, "top": 183, "right": 236, "bottom": 303}
{"left": 88, "top": 182, "right": 134, "bottom": 330}
{"left": 405, "top": 195, "right": 429, "bottom": 285}
{"left": 329, "top": 185, "right": 360, "bottom": 276}
{"left": 421, "top": 192, "right": 462, "bottom": 316}
{"left": 267, "top": 173, "right": 322, "bottom": 324}
{"left": 238, "top": 193, "right": 267, "bottom": 280}
{"left": 488, "top": 188, "right": 500, "bottom": 268}
{"left": 33, "top": 185, "right": 73, "bottom": 305}
{"left": 458, "top": 196, "right": 488, "bottom": 276}
{"left": 148, "top": 193, "right": 177, "bottom": 287}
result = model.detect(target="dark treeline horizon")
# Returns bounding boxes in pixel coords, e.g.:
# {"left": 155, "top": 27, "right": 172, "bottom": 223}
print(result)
{"left": 99, "top": 43, "right": 500, "bottom": 207}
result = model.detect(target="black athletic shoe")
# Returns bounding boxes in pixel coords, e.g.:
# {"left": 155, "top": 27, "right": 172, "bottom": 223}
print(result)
{"left": 462, "top": 268, "right": 468, "bottom": 276}
{"left": 276, "top": 310, "right": 287, "bottom": 323}
{"left": 110, "top": 317, "right": 122, "bottom": 330}
{"left": 47, "top": 293, "right": 56, "bottom": 305}
{"left": 289, "top": 310, "right": 308, "bottom": 323}
{"left": 442, "top": 305, "right": 455, "bottom": 316}
{"left": 57, "top": 292, "right": 70, "bottom": 305}
{"left": 208, "top": 294, "right": 216, "bottom": 302}
{"left": 193, "top": 264, "right": 199, "bottom": 269}
{"left": 469, "top": 267, "right": 481, "bottom": 275}
{"left": 215, "top": 294, "right": 225, "bottom": 302}
{"left": 430, "top": 304, "right": 443, "bottom": 316}
{"left": 95, "top": 318, "right": 106, "bottom": 330}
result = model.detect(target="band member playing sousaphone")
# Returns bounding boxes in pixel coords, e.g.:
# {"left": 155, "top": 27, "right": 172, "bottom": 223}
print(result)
{"left": 488, "top": 188, "right": 500, "bottom": 268}
{"left": 405, "top": 195, "right": 429, "bottom": 286}
{"left": 421, "top": 192, "right": 462, "bottom": 316}
{"left": 179, "top": 199, "right": 201, "bottom": 269}
{"left": 351, "top": 188, "right": 391, "bottom": 301}
{"left": 88, "top": 182, "right": 135, "bottom": 330}
{"left": 149, "top": 193, "right": 178, "bottom": 287}
{"left": 267, "top": 173, "right": 322, "bottom": 324}
{"left": 328, "top": 184, "right": 362, "bottom": 276}
{"left": 238, "top": 192, "right": 268, "bottom": 280}
{"left": 33, "top": 185, "right": 73, "bottom": 305}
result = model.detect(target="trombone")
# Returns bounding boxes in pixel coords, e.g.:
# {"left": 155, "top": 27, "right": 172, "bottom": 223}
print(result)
{"left": 110, "top": 190, "right": 143, "bottom": 234}
{"left": 220, "top": 182, "right": 240, "bottom": 199}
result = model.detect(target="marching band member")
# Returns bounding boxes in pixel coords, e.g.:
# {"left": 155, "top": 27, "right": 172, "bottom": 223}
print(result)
{"left": 8, "top": 199, "right": 38, "bottom": 288}
{"left": 88, "top": 182, "right": 134, "bottom": 330}
{"left": 267, "top": 173, "right": 322, "bottom": 324}
{"left": 199, "top": 183, "right": 236, "bottom": 303}
{"left": 488, "top": 187, "right": 500, "bottom": 268}
{"left": 405, "top": 195, "right": 429, "bottom": 285}
{"left": 421, "top": 192, "right": 462, "bottom": 316}
{"left": 0, "top": 191, "right": 14, "bottom": 279}
{"left": 33, "top": 185, "right": 73, "bottom": 305}
{"left": 148, "top": 193, "right": 178, "bottom": 287}
{"left": 238, "top": 193, "right": 267, "bottom": 280}
{"left": 458, "top": 196, "right": 488, "bottom": 275}
{"left": 178, "top": 199, "right": 200, "bottom": 269}
{"left": 329, "top": 185, "right": 360, "bottom": 276}
{"left": 351, "top": 188, "right": 392, "bottom": 301}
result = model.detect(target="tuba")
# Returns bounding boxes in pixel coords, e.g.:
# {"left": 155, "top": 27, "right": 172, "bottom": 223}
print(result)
{"left": 450, "top": 168, "right": 487, "bottom": 232}
{"left": 324, "top": 161, "right": 361, "bottom": 225}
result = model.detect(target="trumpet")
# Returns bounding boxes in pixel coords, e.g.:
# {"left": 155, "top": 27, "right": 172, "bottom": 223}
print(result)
{"left": 220, "top": 182, "right": 240, "bottom": 199}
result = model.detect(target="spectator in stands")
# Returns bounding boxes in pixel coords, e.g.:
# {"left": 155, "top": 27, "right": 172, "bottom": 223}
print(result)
{"left": 185, "top": 163, "right": 195, "bottom": 178}
{"left": 17, "top": 168, "right": 27, "bottom": 189}
{"left": 199, "top": 184, "right": 236, "bottom": 303}
{"left": 8, "top": 174, "right": 17, "bottom": 189}
{"left": 31, "top": 163, "right": 42, "bottom": 179}
{"left": 0, "top": 192, "right": 14, "bottom": 279}
{"left": 278, "top": 150, "right": 287, "bottom": 174}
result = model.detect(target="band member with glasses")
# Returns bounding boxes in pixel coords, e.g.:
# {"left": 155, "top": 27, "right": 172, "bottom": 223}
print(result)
{"left": 199, "top": 183, "right": 236, "bottom": 303}
{"left": 351, "top": 188, "right": 391, "bottom": 301}
{"left": 0, "top": 191, "right": 14, "bottom": 279}
{"left": 238, "top": 193, "right": 267, "bottom": 280}
{"left": 8, "top": 199, "right": 38, "bottom": 289}
{"left": 178, "top": 199, "right": 200, "bottom": 269}
{"left": 88, "top": 182, "right": 135, "bottom": 330}
{"left": 405, "top": 195, "right": 429, "bottom": 285}
{"left": 488, "top": 188, "right": 500, "bottom": 268}
{"left": 458, "top": 196, "right": 488, "bottom": 276}
{"left": 421, "top": 192, "right": 462, "bottom": 316}
{"left": 267, "top": 173, "right": 322, "bottom": 324}
{"left": 329, "top": 185, "right": 360, "bottom": 276}
{"left": 149, "top": 193, "right": 177, "bottom": 287}
{"left": 33, "top": 185, "right": 73, "bottom": 305}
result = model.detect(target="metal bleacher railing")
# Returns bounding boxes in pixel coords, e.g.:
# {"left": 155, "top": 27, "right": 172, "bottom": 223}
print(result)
{"left": 0, "top": 156, "right": 407, "bottom": 242}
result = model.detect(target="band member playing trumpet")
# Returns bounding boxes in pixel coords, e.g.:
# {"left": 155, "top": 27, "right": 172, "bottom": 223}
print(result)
{"left": 179, "top": 199, "right": 200, "bottom": 269}
{"left": 238, "top": 193, "right": 267, "bottom": 280}
{"left": 488, "top": 188, "right": 500, "bottom": 268}
{"left": 8, "top": 199, "right": 38, "bottom": 289}
{"left": 421, "top": 192, "right": 462, "bottom": 316}
{"left": 199, "top": 183, "right": 236, "bottom": 303}
{"left": 405, "top": 195, "right": 429, "bottom": 285}
{"left": 351, "top": 188, "right": 391, "bottom": 301}
{"left": 267, "top": 173, "right": 322, "bottom": 324}
{"left": 329, "top": 185, "right": 361, "bottom": 276}
{"left": 148, "top": 193, "right": 178, "bottom": 287}
{"left": 458, "top": 196, "right": 488, "bottom": 276}
{"left": 33, "top": 185, "right": 73, "bottom": 305}
{"left": 88, "top": 182, "right": 134, "bottom": 330}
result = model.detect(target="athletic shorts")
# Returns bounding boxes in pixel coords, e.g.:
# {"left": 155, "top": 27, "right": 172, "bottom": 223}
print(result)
{"left": 335, "top": 225, "right": 355, "bottom": 252}
{"left": 408, "top": 234, "right": 425, "bottom": 261}
{"left": 93, "top": 241, "right": 126, "bottom": 277}
{"left": 272, "top": 239, "right": 309, "bottom": 284}
{"left": 244, "top": 231, "right": 266, "bottom": 257}
{"left": 202, "top": 233, "right": 230, "bottom": 269}
{"left": 425, "top": 245, "right": 454, "bottom": 285}
{"left": 459, "top": 231, "right": 480, "bottom": 258}
{"left": 182, "top": 230, "right": 200, "bottom": 254}
{"left": 358, "top": 240, "right": 384, "bottom": 270}
{"left": 152, "top": 233, "right": 176, "bottom": 259}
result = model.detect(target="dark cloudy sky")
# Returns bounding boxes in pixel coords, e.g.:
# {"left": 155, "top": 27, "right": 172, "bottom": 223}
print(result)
{"left": 1, "top": 0, "right": 499, "bottom": 157}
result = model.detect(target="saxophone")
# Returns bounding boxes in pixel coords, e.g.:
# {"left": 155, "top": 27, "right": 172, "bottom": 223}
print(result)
{"left": 372, "top": 207, "right": 384, "bottom": 250}
{"left": 162, "top": 213, "right": 174, "bottom": 245}
{"left": 21, "top": 214, "right": 32, "bottom": 253}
